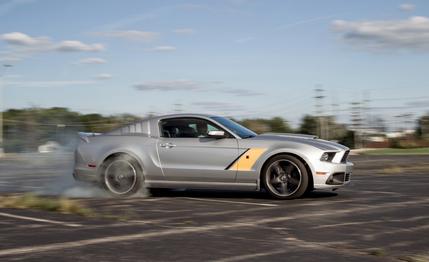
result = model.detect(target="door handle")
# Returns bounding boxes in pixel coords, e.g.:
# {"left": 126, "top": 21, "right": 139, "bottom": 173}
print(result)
{"left": 160, "top": 142, "right": 176, "bottom": 148}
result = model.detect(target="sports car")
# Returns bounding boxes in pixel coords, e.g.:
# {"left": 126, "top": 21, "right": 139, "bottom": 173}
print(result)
{"left": 73, "top": 114, "right": 353, "bottom": 199}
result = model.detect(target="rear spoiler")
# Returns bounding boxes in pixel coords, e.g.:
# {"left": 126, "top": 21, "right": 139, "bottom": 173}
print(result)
{"left": 78, "top": 132, "right": 102, "bottom": 143}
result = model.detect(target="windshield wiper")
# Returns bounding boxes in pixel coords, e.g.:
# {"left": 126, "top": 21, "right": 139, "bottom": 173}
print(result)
{"left": 242, "top": 135, "right": 256, "bottom": 139}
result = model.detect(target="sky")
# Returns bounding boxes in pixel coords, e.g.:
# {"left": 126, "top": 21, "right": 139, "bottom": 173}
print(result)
{"left": 0, "top": 0, "right": 429, "bottom": 129}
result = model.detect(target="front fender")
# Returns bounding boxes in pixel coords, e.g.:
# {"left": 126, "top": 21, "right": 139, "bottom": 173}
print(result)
{"left": 255, "top": 148, "right": 316, "bottom": 178}
{"left": 235, "top": 146, "right": 318, "bottom": 187}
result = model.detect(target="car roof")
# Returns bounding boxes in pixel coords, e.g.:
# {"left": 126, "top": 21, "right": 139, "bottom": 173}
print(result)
{"left": 149, "top": 113, "right": 218, "bottom": 121}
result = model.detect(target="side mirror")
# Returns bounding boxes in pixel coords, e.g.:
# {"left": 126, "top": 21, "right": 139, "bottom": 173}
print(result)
{"left": 207, "top": 130, "right": 225, "bottom": 138}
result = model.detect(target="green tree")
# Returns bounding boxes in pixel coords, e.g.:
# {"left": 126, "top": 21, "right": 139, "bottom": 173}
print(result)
{"left": 239, "top": 117, "right": 292, "bottom": 134}
{"left": 416, "top": 114, "right": 429, "bottom": 140}
{"left": 339, "top": 130, "right": 355, "bottom": 149}
{"left": 299, "top": 115, "right": 318, "bottom": 135}
{"left": 266, "top": 117, "right": 293, "bottom": 133}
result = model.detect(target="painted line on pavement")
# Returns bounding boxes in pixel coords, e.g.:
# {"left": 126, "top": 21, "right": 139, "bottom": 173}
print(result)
{"left": 0, "top": 212, "right": 82, "bottom": 227}
{"left": 182, "top": 197, "right": 279, "bottom": 207}
{"left": 211, "top": 249, "right": 286, "bottom": 262}
{"left": 1, "top": 197, "right": 428, "bottom": 257}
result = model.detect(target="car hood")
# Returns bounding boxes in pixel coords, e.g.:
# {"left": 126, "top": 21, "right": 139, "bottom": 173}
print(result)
{"left": 250, "top": 133, "right": 349, "bottom": 151}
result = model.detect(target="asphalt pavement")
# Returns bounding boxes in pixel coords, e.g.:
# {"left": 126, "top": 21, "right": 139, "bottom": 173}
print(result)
{"left": 0, "top": 153, "right": 428, "bottom": 261}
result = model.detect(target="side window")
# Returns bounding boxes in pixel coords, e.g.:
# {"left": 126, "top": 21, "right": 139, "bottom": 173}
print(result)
{"left": 160, "top": 118, "right": 226, "bottom": 138}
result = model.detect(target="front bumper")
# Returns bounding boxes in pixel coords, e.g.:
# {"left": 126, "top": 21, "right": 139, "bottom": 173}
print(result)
{"left": 313, "top": 161, "right": 353, "bottom": 190}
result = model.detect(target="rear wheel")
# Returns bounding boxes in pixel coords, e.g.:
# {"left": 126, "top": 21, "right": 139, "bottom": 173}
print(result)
{"left": 101, "top": 154, "right": 143, "bottom": 197}
{"left": 262, "top": 155, "right": 308, "bottom": 200}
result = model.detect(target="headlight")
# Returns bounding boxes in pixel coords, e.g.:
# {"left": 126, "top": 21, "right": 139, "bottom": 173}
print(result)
{"left": 320, "top": 152, "right": 336, "bottom": 162}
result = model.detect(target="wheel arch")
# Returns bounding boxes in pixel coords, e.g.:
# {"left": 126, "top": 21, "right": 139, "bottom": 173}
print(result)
{"left": 258, "top": 151, "right": 314, "bottom": 191}
{"left": 97, "top": 150, "right": 144, "bottom": 176}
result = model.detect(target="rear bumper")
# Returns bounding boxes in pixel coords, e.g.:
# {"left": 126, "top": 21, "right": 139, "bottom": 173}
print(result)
{"left": 73, "top": 147, "right": 100, "bottom": 183}
{"left": 313, "top": 161, "right": 353, "bottom": 190}
{"left": 73, "top": 166, "right": 99, "bottom": 183}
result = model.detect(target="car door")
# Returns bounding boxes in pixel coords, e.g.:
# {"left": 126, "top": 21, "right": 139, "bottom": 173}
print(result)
{"left": 157, "top": 117, "right": 239, "bottom": 182}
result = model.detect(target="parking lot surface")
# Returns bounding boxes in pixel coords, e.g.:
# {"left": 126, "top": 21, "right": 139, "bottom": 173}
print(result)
{"left": 0, "top": 154, "right": 428, "bottom": 261}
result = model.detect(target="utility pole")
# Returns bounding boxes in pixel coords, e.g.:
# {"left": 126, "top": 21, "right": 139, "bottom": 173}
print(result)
{"left": 330, "top": 90, "right": 339, "bottom": 140}
{"left": 361, "top": 91, "right": 371, "bottom": 148}
{"left": 422, "top": 116, "right": 429, "bottom": 139}
{"left": 350, "top": 101, "right": 362, "bottom": 148}
{"left": 403, "top": 113, "right": 414, "bottom": 132}
{"left": 314, "top": 86, "right": 325, "bottom": 139}
{"left": 395, "top": 113, "right": 414, "bottom": 133}
{"left": 0, "top": 64, "right": 13, "bottom": 157}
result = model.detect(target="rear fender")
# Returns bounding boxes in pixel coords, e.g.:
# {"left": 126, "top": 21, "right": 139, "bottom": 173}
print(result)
{"left": 97, "top": 149, "right": 145, "bottom": 177}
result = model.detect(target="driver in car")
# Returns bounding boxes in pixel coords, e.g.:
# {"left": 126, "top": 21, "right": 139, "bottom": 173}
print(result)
{"left": 196, "top": 122, "right": 208, "bottom": 137}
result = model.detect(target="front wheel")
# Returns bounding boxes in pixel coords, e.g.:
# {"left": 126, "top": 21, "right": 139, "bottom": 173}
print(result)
{"left": 101, "top": 154, "right": 143, "bottom": 197}
{"left": 262, "top": 155, "right": 308, "bottom": 200}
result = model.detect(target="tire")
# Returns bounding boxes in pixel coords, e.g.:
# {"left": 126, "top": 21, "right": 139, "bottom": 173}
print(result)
{"left": 261, "top": 154, "right": 309, "bottom": 200}
{"left": 101, "top": 154, "right": 143, "bottom": 197}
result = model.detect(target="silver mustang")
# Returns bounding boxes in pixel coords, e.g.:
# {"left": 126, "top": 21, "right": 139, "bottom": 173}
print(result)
{"left": 73, "top": 114, "right": 353, "bottom": 199}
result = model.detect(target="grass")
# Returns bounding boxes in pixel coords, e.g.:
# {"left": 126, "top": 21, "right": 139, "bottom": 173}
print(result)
{"left": 361, "top": 148, "right": 429, "bottom": 156}
{"left": 0, "top": 194, "right": 95, "bottom": 217}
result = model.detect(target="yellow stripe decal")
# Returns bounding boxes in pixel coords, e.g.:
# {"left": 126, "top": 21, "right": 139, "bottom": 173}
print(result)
{"left": 228, "top": 148, "right": 267, "bottom": 171}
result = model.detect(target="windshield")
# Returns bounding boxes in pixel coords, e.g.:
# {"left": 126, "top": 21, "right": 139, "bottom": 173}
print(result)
{"left": 211, "top": 116, "right": 257, "bottom": 139}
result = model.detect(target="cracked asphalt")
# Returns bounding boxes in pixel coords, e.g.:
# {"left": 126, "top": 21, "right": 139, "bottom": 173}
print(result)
{"left": 0, "top": 154, "right": 428, "bottom": 261}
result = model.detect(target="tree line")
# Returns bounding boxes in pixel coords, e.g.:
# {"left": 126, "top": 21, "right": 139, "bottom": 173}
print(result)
{"left": 3, "top": 107, "right": 140, "bottom": 152}
{"left": 2, "top": 107, "right": 428, "bottom": 152}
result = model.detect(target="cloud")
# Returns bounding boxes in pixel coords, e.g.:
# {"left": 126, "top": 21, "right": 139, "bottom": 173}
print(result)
{"left": 0, "top": 32, "right": 52, "bottom": 62}
{"left": 133, "top": 79, "right": 261, "bottom": 97}
{"left": 95, "top": 73, "right": 112, "bottom": 80}
{"left": 173, "top": 28, "right": 195, "bottom": 35}
{"left": 134, "top": 80, "right": 201, "bottom": 91}
{"left": 276, "top": 15, "right": 338, "bottom": 31}
{"left": 406, "top": 100, "right": 429, "bottom": 107}
{"left": 93, "top": 30, "right": 159, "bottom": 42}
{"left": 0, "top": 32, "right": 105, "bottom": 62}
{"left": 221, "top": 88, "right": 262, "bottom": 96}
{"left": 146, "top": 45, "right": 177, "bottom": 52}
{"left": 6, "top": 80, "right": 95, "bottom": 88}
{"left": 56, "top": 41, "right": 104, "bottom": 52}
{"left": 0, "top": 49, "right": 25, "bottom": 62}
{"left": 1, "top": 32, "right": 49, "bottom": 46}
{"left": 332, "top": 16, "right": 429, "bottom": 51}
{"left": 399, "top": 3, "right": 415, "bottom": 12}
{"left": 193, "top": 101, "right": 245, "bottom": 112}
{"left": 1, "top": 32, "right": 104, "bottom": 52}
{"left": 78, "top": 57, "right": 106, "bottom": 64}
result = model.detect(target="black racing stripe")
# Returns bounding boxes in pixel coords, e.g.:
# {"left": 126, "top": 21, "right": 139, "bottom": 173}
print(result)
{"left": 225, "top": 148, "right": 250, "bottom": 170}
